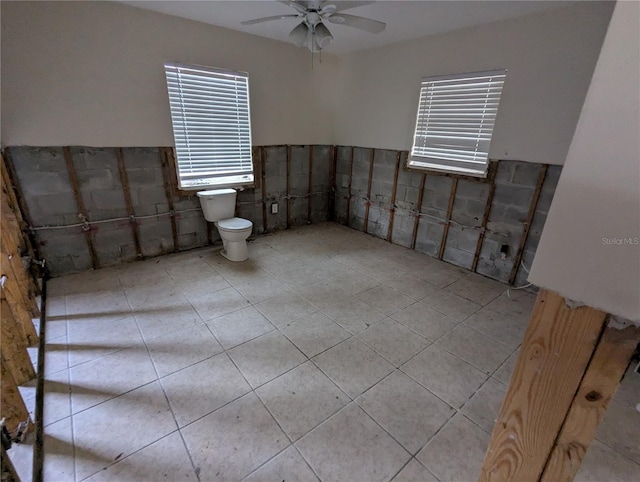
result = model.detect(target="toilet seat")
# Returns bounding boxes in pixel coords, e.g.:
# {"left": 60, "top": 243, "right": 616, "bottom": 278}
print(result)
{"left": 217, "top": 217, "right": 252, "bottom": 231}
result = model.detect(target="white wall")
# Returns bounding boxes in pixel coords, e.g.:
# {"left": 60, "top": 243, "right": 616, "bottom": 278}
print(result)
{"left": 528, "top": 1, "right": 640, "bottom": 322}
{"left": 0, "top": 1, "right": 340, "bottom": 147}
{"left": 333, "top": 2, "right": 613, "bottom": 165}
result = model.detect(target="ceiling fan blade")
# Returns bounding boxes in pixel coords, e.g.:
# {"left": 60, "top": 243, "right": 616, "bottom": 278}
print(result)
{"left": 327, "top": 13, "right": 385, "bottom": 33}
{"left": 331, "top": 2, "right": 376, "bottom": 14}
{"left": 241, "top": 14, "right": 300, "bottom": 26}
{"left": 277, "top": 1, "right": 311, "bottom": 14}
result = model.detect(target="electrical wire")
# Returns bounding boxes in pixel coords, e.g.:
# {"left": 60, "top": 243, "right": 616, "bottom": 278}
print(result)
{"left": 507, "top": 260, "right": 533, "bottom": 299}
{"left": 29, "top": 208, "right": 204, "bottom": 231}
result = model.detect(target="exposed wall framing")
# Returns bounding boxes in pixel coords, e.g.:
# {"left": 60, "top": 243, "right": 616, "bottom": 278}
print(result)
{"left": 333, "top": 146, "right": 560, "bottom": 286}
{"left": 160, "top": 148, "right": 180, "bottom": 252}
{"left": 62, "top": 147, "right": 100, "bottom": 270}
{"left": 480, "top": 290, "right": 640, "bottom": 481}
{"left": 116, "top": 148, "right": 143, "bottom": 259}
{"left": 0, "top": 154, "right": 39, "bottom": 441}
{"left": 5, "top": 145, "right": 557, "bottom": 281}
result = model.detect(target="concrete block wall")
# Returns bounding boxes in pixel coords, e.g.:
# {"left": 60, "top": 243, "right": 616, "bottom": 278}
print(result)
{"left": 334, "top": 145, "right": 562, "bottom": 287}
{"left": 6, "top": 144, "right": 333, "bottom": 276}
{"left": 514, "top": 165, "right": 562, "bottom": 287}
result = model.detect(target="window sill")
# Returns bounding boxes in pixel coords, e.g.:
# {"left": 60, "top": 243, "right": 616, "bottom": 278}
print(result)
{"left": 404, "top": 159, "right": 497, "bottom": 183}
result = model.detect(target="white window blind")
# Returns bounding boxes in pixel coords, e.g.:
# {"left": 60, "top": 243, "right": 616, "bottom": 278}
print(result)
{"left": 164, "top": 62, "right": 254, "bottom": 189}
{"left": 409, "top": 69, "right": 506, "bottom": 178}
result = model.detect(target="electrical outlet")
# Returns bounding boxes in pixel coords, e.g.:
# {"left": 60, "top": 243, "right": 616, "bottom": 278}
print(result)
{"left": 271, "top": 203, "right": 278, "bottom": 214}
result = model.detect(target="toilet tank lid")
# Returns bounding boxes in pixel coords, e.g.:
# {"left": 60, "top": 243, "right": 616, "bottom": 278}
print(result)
{"left": 197, "top": 188, "right": 236, "bottom": 198}
{"left": 217, "top": 217, "right": 253, "bottom": 230}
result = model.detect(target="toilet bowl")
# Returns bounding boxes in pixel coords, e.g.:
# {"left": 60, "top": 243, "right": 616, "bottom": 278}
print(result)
{"left": 216, "top": 217, "right": 253, "bottom": 262}
{"left": 197, "top": 189, "right": 253, "bottom": 262}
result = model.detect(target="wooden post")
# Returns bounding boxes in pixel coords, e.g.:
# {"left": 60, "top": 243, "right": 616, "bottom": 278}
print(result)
{"left": 159, "top": 148, "right": 180, "bottom": 253}
{"left": 286, "top": 145, "right": 291, "bottom": 229}
{"left": 479, "top": 289, "right": 614, "bottom": 482}
{"left": 0, "top": 278, "right": 38, "bottom": 347}
{"left": 2, "top": 150, "right": 40, "bottom": 267}
{"left": 116, "top": 148, "right": 143, "bottom": 259}
{"left": 328, "top": 145, "right": 337, "bottom": 221}
{"left": 540, "top": 323, "right": 640, "bottom": 481}
{"left": 62, "top": 147, "right": 99, "bottom": 269}
{"left": 411, "top": 173, "right": 427, "bottom": 250}
{"left": 364, "top": 148, "right": 375, "bottom": 234}
{"left": 472, "top": 162, "right": 498, "bottom": 272}
{"left": 386, "top": 151, "right": 401, "bottom": 243}
{"left": 346, "top": 147, "right": 354, "bottom": 226}
{"left": 438, "top": 178, "right": 458, "bottom": 259}
{"left": 509, "top": 164, "right": 548, "bottom": 284}
{"left": 1, "top": 299, "right": 36, "bottom": 385}
{"left": 261, "top": 147, "right": 268, "bottom": 234}
{"left": 307, "top": 145, "right": 314, "bottom": 224}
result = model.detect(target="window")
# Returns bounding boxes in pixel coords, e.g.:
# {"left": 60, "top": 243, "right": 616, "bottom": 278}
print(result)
{"left": 164, "top": 62, "right": 254, "bottom": 189}
{"left": 409, "top": 69, "right": 506, "bottom": 178}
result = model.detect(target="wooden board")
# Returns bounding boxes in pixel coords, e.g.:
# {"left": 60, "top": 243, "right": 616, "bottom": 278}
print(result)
{"left": 540, "top": 323, "right": 640, "bottom": 481}
{"left": 479, "top": 289, "right": 608, "bottom": 482}
{"left": 0, "top": 361, "right": 30, "bottom": 433}
{"left": 159, "top": 148, "right": 180, "bottom": 252}
{"left": 1, "top": 299, "right": 35, "bottom": 385}
{"left": 438, "top": 178, "right": 458, "bottom": 259}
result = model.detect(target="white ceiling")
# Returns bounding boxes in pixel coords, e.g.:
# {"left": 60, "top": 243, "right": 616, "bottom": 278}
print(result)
{"left": 121, "top": 0, "right": 575, "bottom": 54}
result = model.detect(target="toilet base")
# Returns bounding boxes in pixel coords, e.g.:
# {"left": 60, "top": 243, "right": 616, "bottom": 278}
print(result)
{"left": 221, "top": 240, "right": 249, "bottom": 262}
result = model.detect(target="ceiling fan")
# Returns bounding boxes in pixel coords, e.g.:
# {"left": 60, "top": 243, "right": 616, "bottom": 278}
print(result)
{"left": 241, "top": 1, "right": 386, "bottom": 53}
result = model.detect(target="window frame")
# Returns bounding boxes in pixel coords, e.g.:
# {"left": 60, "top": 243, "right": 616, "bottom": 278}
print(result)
{"left": 164, "top": 61, "right": 255, "bottom": 191}
{"left": 407, "top": 69, "right": 507, "bottom": 179}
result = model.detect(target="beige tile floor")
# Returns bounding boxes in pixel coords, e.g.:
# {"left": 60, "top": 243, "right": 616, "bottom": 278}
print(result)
{"left": 8, "top": 222, "right": 640, "bottom": 481}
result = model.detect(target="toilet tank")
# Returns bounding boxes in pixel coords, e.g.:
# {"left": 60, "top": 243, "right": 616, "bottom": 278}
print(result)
{"left": 197, "top": 189, "right": 237, "bottom": 222}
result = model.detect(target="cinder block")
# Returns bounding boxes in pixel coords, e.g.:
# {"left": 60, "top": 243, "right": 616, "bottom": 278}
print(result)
{"left": 9, "top": 146, "right": 65, "bottom": 174}
{"left": 489, "top": 203, "right": 529, "bottom": 225}
{"left": 92, "top": 223, "right": 137, "bottom": 266}
{"left": 494, "top": 160, "right": 516, "bottom": 184}
{"left": 312, "top": 145, "right": 331, "bottom": 187}
{"left": 367, "top": 204, "right": 390, "bottom": 240}
{"left": 444, "top": 225, "right": 480, "bottom": 253}
{"left": 126, "top": 168, "right": 164, "bottom": 187}
{"left": 38, "top": 230, "right": 92, "bottom": 276}
{"left": 90, "top": 190, "right": 127, "bottom": 212}
{"left": 174, "top": 197, "right": 200, "bottom": 211}
{"left": 77, "top": 169, "right": 117, "bottom": 192}
{"left": 421, "top": 191, "right": 450, "bottom": 215}
{"left": 397, "top": 166, "right": 423, "bottom": 190}
{"left": 122, "top": 147, "right": 162, "bottom": 170}
{"left": 455, "top": 179, "right": 490, "bottom": 200}
{"left": 414, "top": 220, "right": 444, "bottom": 258}
{"left": 139, "top": 218, "right": 175, "bottom": 256}
{"left": 404, "top": 187, "right": 419, "bottom": 205}
{"left": 424, "top": 175, "right": 453, "bottom": 195}
{"left": 492, "top": 184, "right": 535, "bottom": 208}
{"left": 20, "top": 172, "right": 73, "bottom": 198}
{"left": 136, "top": 186, "right": 169, "bottom": 206}
{"left": 70, "top": 147, "right": 118, "bottom": 170}
{"left": 512, "top": 162, "right": 544, "bottom": 187}
{"left": 31, "top": 193, "right": 78, "bottom": 225}
{"left": 442, "top": 246, "right": 474, "bottom": 270}
{"left": 391, "top": 213, "right": 414, "bottom": 248}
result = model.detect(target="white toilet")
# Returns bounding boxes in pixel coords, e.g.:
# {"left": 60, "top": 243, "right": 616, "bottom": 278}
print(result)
{"left": 197, "top": 189, "right": 253, "bottom": 262}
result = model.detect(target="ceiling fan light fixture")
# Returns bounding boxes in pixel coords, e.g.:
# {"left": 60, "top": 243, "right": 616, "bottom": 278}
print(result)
{"left": 314, "top": 22, "right": 333, "bottom": 49}
{"left": 289, "top": 22, "right": 309, "bottom": 47}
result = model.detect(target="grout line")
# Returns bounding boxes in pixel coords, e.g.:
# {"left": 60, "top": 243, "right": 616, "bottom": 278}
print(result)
{"left": 122, "top": 286, "right": 202, "bottom": 482}
{"left": 46, "top": 224, "right": 600, "bottom": 481}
